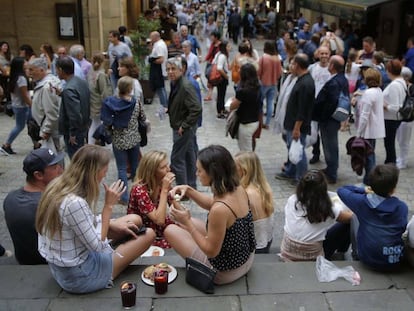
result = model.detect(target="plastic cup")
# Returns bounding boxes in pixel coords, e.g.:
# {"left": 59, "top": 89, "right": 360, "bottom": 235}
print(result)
{"left": 154, "top": 270, "right": 168, "bottom": 294}
{"left": 120, "top": 281, "right": 137, "bottom": 309}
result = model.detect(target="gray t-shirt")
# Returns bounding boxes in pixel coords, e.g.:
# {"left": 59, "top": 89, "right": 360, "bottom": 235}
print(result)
{"left": 11, "top": 75, "right": 28, "bottom": 108}
{"left": 3, "top": 188, "right": 46, "bottom": 265}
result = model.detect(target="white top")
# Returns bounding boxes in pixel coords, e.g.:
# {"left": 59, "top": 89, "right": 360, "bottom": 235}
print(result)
{"left": 11, "top": 75, "right": 28, "bottom": 108}
{"left": 283, "top": 192, "right": 344, "bottom": 242}
{"left": 309, "top": 63, "right": 331, "bottom": 97}
{"left": 383, "top": 77, "right": 407, "bottom": 120}
{"left": 38, "top": 194, "right": 112, "bottom": 267}
{"left": 151, "top": 39, "right": 168, "bottom": 76}
{"left": 253, "top": 216, "right": 274, "bottom": 249}
{"left": 214, "top": 52, "right": 228, "bottom": 73}
{"left": 356, "top": 87, "right": 385, "bottom": 139}
{"left": 345, "top": 62, "right": 360, "bottom": 83}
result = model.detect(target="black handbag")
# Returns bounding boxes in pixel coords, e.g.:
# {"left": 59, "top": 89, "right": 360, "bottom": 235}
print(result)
{"left": 5, "top": 102, "right": 13, "bottom": 117}
{"left": 185, "top": 257, "right": 217, "bottom": 294}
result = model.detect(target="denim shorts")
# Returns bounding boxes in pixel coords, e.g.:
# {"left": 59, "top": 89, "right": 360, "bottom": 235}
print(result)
{"left": 48, "top": 251, "right": 113, "bottom": 294}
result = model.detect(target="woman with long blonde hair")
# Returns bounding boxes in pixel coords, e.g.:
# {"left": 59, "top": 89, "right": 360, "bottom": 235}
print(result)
{"left": 235, "top": 151, "right": 274, "bottom": 253}
{"left": 128, "top": 150, "right": 176, "bottom": 248}
{"left": 36, "top": 145, "right": 155, "bottom": 294}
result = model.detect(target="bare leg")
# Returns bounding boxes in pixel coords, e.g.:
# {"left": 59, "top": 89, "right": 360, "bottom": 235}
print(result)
{"left": 112, "top": 228, "right": 155, "bottom": 278}
{"left": 164, "top": 223, "right": 203, "bottom": 258}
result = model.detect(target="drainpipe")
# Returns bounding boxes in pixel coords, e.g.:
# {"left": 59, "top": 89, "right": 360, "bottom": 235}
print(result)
{"left": 77, "top": 0, "right": 85, "bottom": 46}
{"left": 98, "top": 0, "right": 104, "bottom": 52}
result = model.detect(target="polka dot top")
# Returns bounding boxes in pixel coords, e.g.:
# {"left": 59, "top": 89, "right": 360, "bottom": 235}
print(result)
{"left": 208, "top": 201, "right": 256, "bottom": 271}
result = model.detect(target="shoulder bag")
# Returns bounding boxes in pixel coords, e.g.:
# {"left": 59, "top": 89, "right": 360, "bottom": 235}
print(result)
{"left": 225, "top": 109, "right": 240, "bottom": 139}
{"left": 185, "top": 257, "right": 217, "bottom": 294}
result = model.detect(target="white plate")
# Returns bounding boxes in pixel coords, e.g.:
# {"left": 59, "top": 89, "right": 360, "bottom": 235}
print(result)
{"left": 141, "top": 264, "right": 177, "bottom": 286}
{"left": 141, "top": 246, "right": 165, "bottom": 257}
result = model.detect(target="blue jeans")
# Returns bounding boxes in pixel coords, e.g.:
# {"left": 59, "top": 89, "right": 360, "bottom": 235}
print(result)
{"left": 113, "top": 144, "right": 140, "bottom": 202}
{"left": 171, "top": 125, "right": 197, "bottom": 188}
{"left": 64, "top": 131, "right": 87, "bottom": 159}
{"left": 48, "top": 251, "right": 112, "bottom": 294}
{"left": 364, "top": 139, "right": 376, "bottom": 185}
{"left": 155, "top": 87, "right": 168, "bottom": 108}
{"left": 284, "top": 131, "right": 308, "bottom": 182}
{"left": 6, "top": 106, "right": 29, "bottom": 145}
{"left": 261, "top": 85, "right": 276, "bottom": 126}
{"left": 319, "top": 119, "right": 341, "bottom": 181}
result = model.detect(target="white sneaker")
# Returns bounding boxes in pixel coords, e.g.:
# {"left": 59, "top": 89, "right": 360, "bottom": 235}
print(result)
{"left": 0, "top": 147, "right": 9, "bottom": 156}
{"left": 397, "top": 162, "right": 407, "bottom": 169}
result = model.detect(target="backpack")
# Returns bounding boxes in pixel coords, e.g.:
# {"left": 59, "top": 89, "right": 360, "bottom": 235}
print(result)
{"left": 398, "top": 84, "right": 414, "bottom": 122}
{"left": 331, "top": 91, "right": 350, "bottom": 122}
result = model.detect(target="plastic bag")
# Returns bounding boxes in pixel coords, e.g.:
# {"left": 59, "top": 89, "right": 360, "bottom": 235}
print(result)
{"left": 316, "top": 256, "right": 361, "bottom": 286}
{"left": 288, "top": 139, "right": 303, "bottom": 165}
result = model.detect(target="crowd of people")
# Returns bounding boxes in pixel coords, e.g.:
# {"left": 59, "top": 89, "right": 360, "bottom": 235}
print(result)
{"left": 1, "top": 0, "right": 414, "bottom": 296}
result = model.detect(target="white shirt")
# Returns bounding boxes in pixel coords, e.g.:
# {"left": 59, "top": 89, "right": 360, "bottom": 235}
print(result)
{"left": 383, "top": 77, "right": 406, "bottom": 120}
{"left": 284, "top": 192, "right": 344, "bottom": 242}
{"left": 151, "top": 39, "right": 168, "bottom": 77}
{"left": 309, "top": 63, "right": 331, "bottom": 97}
{"left": 356, "top": 87, "right": 385, "bottom": 139}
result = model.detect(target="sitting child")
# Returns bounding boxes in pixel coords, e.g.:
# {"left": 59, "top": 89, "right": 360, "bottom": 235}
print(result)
{"left": 337, "top": 164, "right": 408, "bottom": 271}
{"left": 280, "top": 169, "right": 352, "bottom": 261}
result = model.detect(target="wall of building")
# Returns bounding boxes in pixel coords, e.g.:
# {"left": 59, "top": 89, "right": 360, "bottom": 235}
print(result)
{"left": 0, "top": 0, "right": 127, "bottom": 58}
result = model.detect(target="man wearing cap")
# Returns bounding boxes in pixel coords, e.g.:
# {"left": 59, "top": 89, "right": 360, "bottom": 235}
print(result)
{"left": 28, "top": 57, "right": 63, "bottom": 153}
{"left": 56, "top": 56, "right": 90, "bottom": 158}
{"left": 3, "top": 149, "right": 64, "bottom": 264}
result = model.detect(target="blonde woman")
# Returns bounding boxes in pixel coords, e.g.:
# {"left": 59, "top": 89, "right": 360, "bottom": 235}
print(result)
{"left": 128, "top": 150, "right": 176, "bottom": 248}
{"left": 87, "top": 52, "right": 113, "bottom": 144}
{"left": 235, "top": 151, "right": 274, "bottom": 253}
{"left": 36, "top": 145, "right": 155, "bottom": 294}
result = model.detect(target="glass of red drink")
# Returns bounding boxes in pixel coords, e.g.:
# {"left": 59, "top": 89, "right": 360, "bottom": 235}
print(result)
{"left": 154, "top": 269, "right": 169, "bottom": 294}
{"left": 120, "top": 281, "right": 137, "bottom": 309}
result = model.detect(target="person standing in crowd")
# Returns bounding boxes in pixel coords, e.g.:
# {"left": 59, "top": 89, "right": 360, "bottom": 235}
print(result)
{"left": 235, "top": 151, "right": 274, "bottom": 253}
{"left": 280, "top": 169, "right": 352, "bottom": 261}
{"left": 297, "top": 22, "right": 312, "bottom": 50}
{"left": 275, "top": 53, "right": 315, "bottom": 185}
{"left": 166, "top": 57, "right": 202, "bottom": 188}
{"left": 382, "top": 59, "right": 406, "bottom": 165}
{"left": 354, "top": 68, "right": 385, "bottom": 185}
{"left": 28, "top": 57, "right": 63, "bottom": 153}
{"left": 117, "top": 57, "right": 143, "bottom": 103}
{"left": 36, "top": 145, "right": 155, "bottom": 294}
{"left": 168, "top": 32, "right": 184, "bottom": 59}
{"left": 19, "top": 44, "right": 36, "bottom": 62}
{"left": 118, "top": 25, "right": 133, "bottom": 49}
{"left": 107, "top": 30, "right": 132, "bottom": 90}
{"left": 149, "top": 31, "right": 168, "bottom": 109}
{"left": 39, "top": 43, "right": 58, "bottom": 76}
{"left": 1, "top": 57, "right": 31, "bottom": 155}
{"left": 396, "top": 67, "right": 414, "bottom": 169}
{"left": 69, "top": 44, "right": 92, "bottom": 79}
{"left": 57, "top": 56, "right": 90, "bottom": 159}
{"left": 181, "top": 40, "right": 201, "bottom": 80}
{"left": 228, "top": 7, "right": 241, "bottom": 45}
{"left": 102, "top": 76, "right": 145, "bottom": 205}
{"left": 230, "top": 63, "right": 262, "bottom": 151}
{"left": 180, "top": 25, "right": 202, "bottom": 57}
{"left": 128, "top": 150, "right": 176, "bottom": 248}
{"left": 308, "top": 46, "right": 332, "bottom": 165}
{"left": 230, "top": 41, "right": 257, "bottom": 92}
{"left": 213, "top": 41, "right": 231, "bottom": 119}
{"left": 258, "top": 41, "right": 282, "bottom": 129}
{"left": 166, "top": 145, "right": 256, "bottom": 285}
{"left": 204, "top": 30, "right": 221, "bottom": 101}
{"left": 4, "top": 148, "right": 64, "bottom": 265}
{"left": 402, "top": 37, "right": 414, "bottom": 80}
{"left": 311, "top": 16, "right": 327, "bottom": 34}
{"left": 203, "top": 15, "right": 218, "bottom": 50}
{"left": 313, "top": 55, "right": 349, "bottom": 184}
{"left": 87, "top": 53, "right": 113, "bottom": 145}
{"left": 357, "top": 36, "right": 375, "bottom": 62}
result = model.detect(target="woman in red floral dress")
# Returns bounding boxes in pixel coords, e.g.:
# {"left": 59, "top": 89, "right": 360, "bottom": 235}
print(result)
{"left": 127, "top": 150, "right": 176, "bottom": 248}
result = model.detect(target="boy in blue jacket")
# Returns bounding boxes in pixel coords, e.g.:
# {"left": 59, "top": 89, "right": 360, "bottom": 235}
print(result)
{"left": 337, "top": 164, "right": 408, "bottom": 271}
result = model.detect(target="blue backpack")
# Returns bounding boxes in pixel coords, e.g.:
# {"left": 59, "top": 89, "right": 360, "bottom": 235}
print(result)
{"left": 332, "top": 91, "right": 351, "bottom": 122}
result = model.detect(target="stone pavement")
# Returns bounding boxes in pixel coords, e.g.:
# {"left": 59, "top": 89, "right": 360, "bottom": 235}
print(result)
{"left": 0, "top": 38, "right": 414, "bottom": 310}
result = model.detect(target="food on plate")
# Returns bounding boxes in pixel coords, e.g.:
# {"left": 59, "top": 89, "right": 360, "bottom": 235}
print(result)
{"left": 174, "top": 194, "right": 181, "bottom": 202}
{"left": 152, "top": 248, "right": 161, "bottom": 256}
{"left": 143, "top": 263, "right": 172, "bottom": 281}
